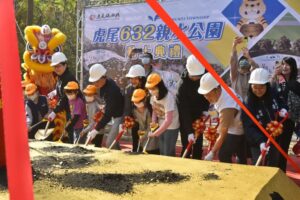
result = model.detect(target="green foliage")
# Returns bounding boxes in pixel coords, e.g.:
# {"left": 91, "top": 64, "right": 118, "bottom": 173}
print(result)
{"left": 15, "top": 0, "right": 77, "bottom": 74}
{"left": 15, "top": 0, "right": 146, "bottom": 76}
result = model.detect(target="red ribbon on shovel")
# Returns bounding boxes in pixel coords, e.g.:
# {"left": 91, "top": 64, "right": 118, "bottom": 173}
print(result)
{"left": 182, "top": 115, "right": 209, "bottom": 158}
{"left": 108, "top": 116, "right": 134, "bottom": 149}
{"left": 84, "top": 110, "right": 104, "bottom": 146}
{"left": 204, "top": 117, "right": 220, "bottom": 153}
{"left": 255, "top": 112, "right": 288, "bottom": 166}
{"left": 108, "top": 127, "right": 126, "bottom": 150}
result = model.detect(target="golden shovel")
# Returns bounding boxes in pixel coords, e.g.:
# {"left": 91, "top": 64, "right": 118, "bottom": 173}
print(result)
{"left": 142, "top": 123, "right": 159, "bottom": 154}
{"left": 137, "top": 130, "right": 146, "bottom": 152}
{"left": 142, "top": 137, "right": 150, "bottom": 154}
{"left": 57, "top": 129, "right": 67, "bottom": 143}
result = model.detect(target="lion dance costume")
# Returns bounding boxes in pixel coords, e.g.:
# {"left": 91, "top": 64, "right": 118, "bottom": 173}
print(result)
{"left": 22, "top": 25, "right": 67, "bottom": 141}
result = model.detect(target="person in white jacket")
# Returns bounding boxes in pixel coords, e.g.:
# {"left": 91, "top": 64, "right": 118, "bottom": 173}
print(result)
{"left": 198, "top": 73, "right": 246, "bottom": 164}
{"left": 146, "top": 73, "right": 179, "bottom": 156}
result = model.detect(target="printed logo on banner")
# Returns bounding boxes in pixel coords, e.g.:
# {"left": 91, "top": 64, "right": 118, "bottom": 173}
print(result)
{"left": 222, "top": 0, "right": 285, "bottom": 38}
{"left": 148, "top": 15, "right": 160, "bottom": 21}
{"left": 89, "top": 12, "right": 120, "bottom": 21}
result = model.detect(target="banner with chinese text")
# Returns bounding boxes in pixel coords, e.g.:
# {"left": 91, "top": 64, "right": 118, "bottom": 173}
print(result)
{"left": 82, "top": 0, "right": 300, "bottom": 88}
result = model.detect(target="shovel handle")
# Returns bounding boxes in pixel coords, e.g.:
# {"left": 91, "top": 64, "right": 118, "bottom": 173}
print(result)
{"left": 108, "top": 129, "right": 125, "bottom": 150}
{"left": 137, "top": 139, "right": 141, "bottom": 153}
{"left": 182, "top": 140, "right": 194, "bottom": 158}
{"left": 255, "top": 139, "right": 270, "bottom": 166}
{"left": 58, "top": 129, "right": 66, "bottom": 142}
{"left": 108, "top": 139, "right": 117, "bottom": 150}
{"left": 116, "top": 129, "right": 125, "bottom": 141}
{"left": 43, "top": 121, "right": 51, "bottom": 136}
{"left": 143, "top": 137, "right": 150, "bottom": 153}
{"left": 30, "top": 119, "right": 46, "bottom": 130}
{"left": 85, "top": 136, "right": 91, "bottom": 146}
{"left": 74, "top": 135, "right": 81, "bottom": 145}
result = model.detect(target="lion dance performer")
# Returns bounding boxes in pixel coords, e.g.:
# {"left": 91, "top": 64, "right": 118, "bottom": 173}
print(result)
{"left": 22, "top": 24, "right": 67, "bottom": 141}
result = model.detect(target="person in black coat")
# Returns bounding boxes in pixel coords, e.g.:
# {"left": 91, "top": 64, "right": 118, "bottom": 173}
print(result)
{"left": 242, "top": 68, "right": 291, "bottom": 171}
{"left": 177, "top": 55, "right": 209, "bottom": 159}
{"left": 47, "top": 52, "right": 82, "bottom": 143}
{"left": 87, "top": 64, "right": 124, "bottom": 149}
{"left": 270, "top": 57, "right": 298, "bottom": 170}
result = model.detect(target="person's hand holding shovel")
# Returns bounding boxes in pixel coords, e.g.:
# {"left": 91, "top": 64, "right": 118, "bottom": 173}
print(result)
{"left": 138, "top": 130, "right": 146, "bottom": 140}
{"left": 87, "top": 129, "right": 99, "bottom": 141}
{"left": 143, "top": 123, "right": 159, "bottom": 153}
{"left": 47, "top": 111, "right": 56, "bottom": 122}
{"left": 148, "top": 122, "right": 159, "bottom": 137}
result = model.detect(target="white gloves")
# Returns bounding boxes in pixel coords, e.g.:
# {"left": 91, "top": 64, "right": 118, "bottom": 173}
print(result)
{"left": 188, "top": 133, "right": 195, "bottom": 143}
{"left": 48, "top": 111, "right": 56, "bottom": 121}
{"left": 47, "top": 90, "right": 57, "bottom": 99}
{"left": 87, "top": 129, "right": 99, "bottom": 140}
{"left": 260, "top": 142, "right": 270, "bottom": 153}
{"left": 279, "top": 108, "right": 288, "bottom": 118}
{"left": 204, "top": 151, "right": 214, "bottom": 161}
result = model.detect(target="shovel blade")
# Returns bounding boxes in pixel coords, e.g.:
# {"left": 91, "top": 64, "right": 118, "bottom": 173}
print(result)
{"left": 34, "top": 128, "right": 54, "bottom": 140}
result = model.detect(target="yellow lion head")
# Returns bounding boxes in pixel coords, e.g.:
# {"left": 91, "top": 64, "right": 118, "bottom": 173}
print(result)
{"left": 23, "top": 25, "right": 67, "bottom": 73}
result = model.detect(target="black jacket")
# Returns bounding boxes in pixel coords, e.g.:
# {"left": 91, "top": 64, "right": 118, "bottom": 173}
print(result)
{"left": 26, "top": 96, "right": 48, "bottom": 125}
{"left": 287, "top": 79, "right": 300, "bottom": 97}
{"left": 242, "top": 85, "right": 285, "bottom": 146}
{"left": 95, "top": 78, "right": 124, "bottom": 131}
{"left": 53, "top": 68, "right": 82, "bottom": 115}
{"left": 176, "top": 71, "right": 209, "bottom": 136}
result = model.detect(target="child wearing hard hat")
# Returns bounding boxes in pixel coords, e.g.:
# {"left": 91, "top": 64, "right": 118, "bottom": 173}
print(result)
{"left": 242, "top": 68, "right": 291, "bottom": 171}
{"left": 25, "top": 83, "right": 52, "bottom": 139}
{"left": 124, "top": 64, "right": 149, "bottom": 152}
{"left": 131, "top": 89, "right": 159, "bottom": 154}
{"left": 64, "top": 81, "right": 87, "bottom": 144}
{"left": 177, "top": 55, "right": 209, "bottom": 159}
{"left": 146, "top": 73, "right": 179, "bottom": 156}
{"left": 198, "top": 73, "right": 246, "bottom": 163}
{"left": 80, "top": 85, "right": 103, "bottom": 146}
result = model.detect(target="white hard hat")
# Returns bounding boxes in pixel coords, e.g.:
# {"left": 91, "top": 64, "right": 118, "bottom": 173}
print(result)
{"left": 50, "top": 52, "right": 67, "bottom": 66}
{"left": 41, "top": 24, "right": 51, "bottom": 35}
{"left": 186, "top": 55, "right": 205, "bottom": 76}
{"left": 248, "top": 68, "right": 270, "bottom": 84}
{"left": 126, "top": 64, "right": 145, "bottom": 78}
{"left": 89, "top": 63, "right": 107, "bottom": 82}
{"left": 198, "top": 73, "right": 219, "bottom": 95}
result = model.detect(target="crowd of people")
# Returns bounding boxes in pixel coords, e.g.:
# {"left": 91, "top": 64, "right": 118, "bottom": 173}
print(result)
{"left": 24, "top": 36, "right": 300, "bottom": 172}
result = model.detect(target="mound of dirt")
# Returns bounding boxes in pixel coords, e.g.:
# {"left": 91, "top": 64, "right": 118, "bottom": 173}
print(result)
{"left": 41, "top": 146, "right": 94, "bottom": 154}
{"left": 49, "top": 170, "right": 190, "bottom": 194}
{"left": 202, "top": 172, "right": 220, "bottom": 180}
{"left": 32, "top": 155, "right": 99, "bottom": 171}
